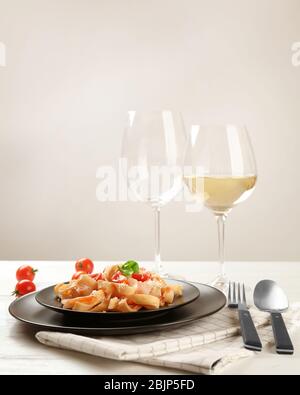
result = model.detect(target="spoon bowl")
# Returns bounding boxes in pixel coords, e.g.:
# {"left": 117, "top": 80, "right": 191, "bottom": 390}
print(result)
{"left": 254, "top": 280, "right": 289, "bottom": 313}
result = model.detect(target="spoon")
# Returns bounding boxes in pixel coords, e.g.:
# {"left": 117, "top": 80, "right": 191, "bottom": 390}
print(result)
{"left": 254, "top": 280, "right": 294, "bottom": 355}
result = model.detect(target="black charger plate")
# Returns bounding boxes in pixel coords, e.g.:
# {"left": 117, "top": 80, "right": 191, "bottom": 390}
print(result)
{"left": 35, "top": 279, "right": 200, "bottom": 319}
{"left": 9, "top": 282, "right": 226, "bottom": 336}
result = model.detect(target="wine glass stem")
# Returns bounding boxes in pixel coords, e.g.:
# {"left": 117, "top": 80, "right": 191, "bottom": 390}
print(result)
{"left": 216, "top": 214, "right": 227, "bottom": 278}
{"left": 154, "top": 206, "right": 161, "bottom": 273}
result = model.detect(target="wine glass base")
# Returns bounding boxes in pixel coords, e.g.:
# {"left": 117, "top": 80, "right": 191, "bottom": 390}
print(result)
{"left": 150, "top": 263, "right": 168, "bottom": 278}
{"left": 210, "top": 275, "right": 229, "bottom": 294}
{"left": 151, "top": 265, "right": 187, "bottom": 281}
{"left": 162, "top": 272, "right": 187, "bottom": 280}
{"left": 158, "top": 270, "right": 169, "bottom": 278}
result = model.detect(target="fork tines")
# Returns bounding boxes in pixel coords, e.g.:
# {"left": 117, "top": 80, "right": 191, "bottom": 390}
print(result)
{"left": 228, "top": 282, "right": 247, "bottom": 308}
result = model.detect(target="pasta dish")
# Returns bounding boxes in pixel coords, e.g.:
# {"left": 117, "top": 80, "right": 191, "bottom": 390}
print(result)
{"left": 54, "top": 262, "right": 183, "bottom": 313}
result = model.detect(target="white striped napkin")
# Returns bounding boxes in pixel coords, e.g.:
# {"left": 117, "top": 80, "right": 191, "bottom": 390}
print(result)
{"left": 36, "top": 304, "right": 300, "bottom": 375}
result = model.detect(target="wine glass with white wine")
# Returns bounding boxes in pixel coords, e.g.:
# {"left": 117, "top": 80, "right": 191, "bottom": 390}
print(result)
{"left": 184, "top": 125, "right": 257, "bottom": 290}
{"left": 122, "top": 111, "right": 186, "bottom": 276}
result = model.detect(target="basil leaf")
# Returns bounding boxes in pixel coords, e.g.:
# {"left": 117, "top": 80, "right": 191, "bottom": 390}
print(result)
{"left": 119, "top": 261, "right": 139, "bottom": 277}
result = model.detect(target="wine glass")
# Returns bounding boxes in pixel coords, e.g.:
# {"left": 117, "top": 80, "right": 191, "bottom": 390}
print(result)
{"left": 122, "top": 111, "right": 186, "bottom": 276}
{"left": 184, "top": 125, "right": 257, "bottom": 290}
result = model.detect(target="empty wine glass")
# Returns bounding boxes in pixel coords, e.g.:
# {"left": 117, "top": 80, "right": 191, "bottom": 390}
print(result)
{"left": 184, "top": 124, "right": 257, "bottom": 290}
{"left": 122, "top": 111, "right": 186, "bottom": 276}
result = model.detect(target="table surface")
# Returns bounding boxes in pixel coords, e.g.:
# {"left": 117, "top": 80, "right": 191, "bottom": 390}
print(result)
{"left": 1, "top": 261, "right": 300, "bottom": 375}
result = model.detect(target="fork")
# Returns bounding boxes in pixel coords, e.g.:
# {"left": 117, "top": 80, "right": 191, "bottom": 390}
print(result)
{"left": 228, "top": 282, "right": 262, "bottom": 352}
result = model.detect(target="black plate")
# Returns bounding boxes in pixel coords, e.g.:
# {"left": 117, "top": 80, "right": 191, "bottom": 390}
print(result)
{"left": 9, "top": 283, "right": 226, "bottom": 336}
{"left": 35, "top": 279, "right": 200, "bottom": 319}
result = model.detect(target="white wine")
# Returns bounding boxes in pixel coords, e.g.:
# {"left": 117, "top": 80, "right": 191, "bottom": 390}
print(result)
{"left": 184, "top": 175, "right": 257, "bottom": 214}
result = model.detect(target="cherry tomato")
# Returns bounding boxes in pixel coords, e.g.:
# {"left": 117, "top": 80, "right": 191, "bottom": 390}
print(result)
{"left": 132, "top": 272, "right": 151, "bottom": 282}
{"left": 13, "top": 280, "right": 36, "bottom": 297}
{"left": 90, "top": 273, "right": 104, "bottom": 281}
{"left": 72, "top": 271, "right": 86, "bottom": 280}
{"left": 16, "top": 265, "right": 38, "bottom": 281}
{"left": 75, "top": 258, "right": 94, "bottom": 274}
{"left": 111, "top": 271, "right": 128, "bottom": 283}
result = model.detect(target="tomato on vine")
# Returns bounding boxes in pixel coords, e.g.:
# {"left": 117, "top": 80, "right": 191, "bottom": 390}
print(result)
{"left": 16, "top": 265, "right": 38, "bottom": 282}
{"left": 13, "top": 280, "right": 36, "bottom": 297}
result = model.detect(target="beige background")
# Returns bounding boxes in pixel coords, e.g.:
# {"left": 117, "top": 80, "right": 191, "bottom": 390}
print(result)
{"left": 0, "top": 0, "right": 299, "bottom": 262}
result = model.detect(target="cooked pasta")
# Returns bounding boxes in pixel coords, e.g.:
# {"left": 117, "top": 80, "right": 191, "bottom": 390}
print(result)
{"left": 54, "top": 263, "right": 183, "bottom": 313}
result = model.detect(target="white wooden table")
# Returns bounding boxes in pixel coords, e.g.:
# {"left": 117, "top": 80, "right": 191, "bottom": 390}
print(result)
{"left": 1, "top": 261, "right": 300, "bottom": 375}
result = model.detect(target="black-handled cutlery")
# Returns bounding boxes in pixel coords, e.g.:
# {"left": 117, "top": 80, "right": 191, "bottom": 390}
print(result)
{"left": 228, "top": 282, "right": 262, "bottom": 352}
